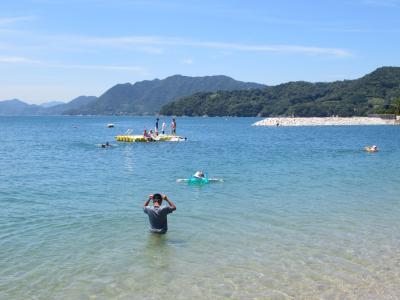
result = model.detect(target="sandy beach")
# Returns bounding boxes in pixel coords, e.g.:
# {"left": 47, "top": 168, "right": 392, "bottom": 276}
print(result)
{"left": 253, "top": 116, "right": 397, "bottom": 126}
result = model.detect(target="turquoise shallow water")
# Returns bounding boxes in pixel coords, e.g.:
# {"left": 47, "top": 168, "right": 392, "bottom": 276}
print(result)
{"left": 1, "top": 116, "right": 400, "bottom": 299}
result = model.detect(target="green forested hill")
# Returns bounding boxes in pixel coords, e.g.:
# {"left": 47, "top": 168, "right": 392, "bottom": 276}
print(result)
{"left": 67, "top": 75, "right": 265, "bottom": 115}
{"left": 160, "top": 67, "right": 400, "bottom": 117}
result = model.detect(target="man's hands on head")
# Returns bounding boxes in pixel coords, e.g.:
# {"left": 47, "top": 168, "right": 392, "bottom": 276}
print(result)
{"left": 144, "top": 194, "right": 175, "bottom": 210}
{"left": 163, "top": 195, "right": 176, "bottom": 211}
{"left": 144, "top": 195, "right": 153, "bottom": 207}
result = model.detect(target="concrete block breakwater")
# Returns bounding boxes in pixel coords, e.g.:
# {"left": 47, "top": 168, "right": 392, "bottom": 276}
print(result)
{"left": 253, "top": 117, "right": 397, "bottom": 127}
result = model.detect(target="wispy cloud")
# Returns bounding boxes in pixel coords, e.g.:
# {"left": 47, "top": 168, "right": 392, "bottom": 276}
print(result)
{"left": 362, "top": 0, "right": 400, "bottom": 7}
{"left": 0, "top": 16, "right": 36, "bottom": 26}
{"left": 315, "top": 26, "right": 400, "bottom": 34}
{"left": 48, "top": 63, "right": 144, "bottom": 71}
{"left": 136, "top": 46, "right": 164, "bottom": 54}
{"left": 0, "top": 25, "right": 352, "bottom": 57}
{"left": 0, "top": 55, "right": 144, "bottom": 71}
{"left": 182, "top": 58, "right": 193, "bottom": 65}
{"left": 0, "top": 56, "right": 39, "bottom": 63}
{"left": 82, "top": 35, "right": 352, "bottom": 57}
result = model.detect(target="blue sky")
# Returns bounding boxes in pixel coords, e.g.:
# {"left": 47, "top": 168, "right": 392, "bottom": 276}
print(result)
{"left": 1, "top": 0, "right": 399, "bottom": 103}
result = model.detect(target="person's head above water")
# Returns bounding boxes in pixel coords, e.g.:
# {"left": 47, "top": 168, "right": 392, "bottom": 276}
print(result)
{"left": 193, "top": 171, "right": 205, "bottom": 178}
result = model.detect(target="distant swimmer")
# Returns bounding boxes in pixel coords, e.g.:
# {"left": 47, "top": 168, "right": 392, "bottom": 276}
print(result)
{"left": 143, "top": 194, "right": 176, "bottom": 234}
{"left": 101, "top": 142, "right": 111, "bottom": 148}
{"left": 364, "top": 145, "right": 378, "bottom": 152}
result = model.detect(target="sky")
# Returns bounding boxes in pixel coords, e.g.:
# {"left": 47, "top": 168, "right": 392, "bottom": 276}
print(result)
{"left": 0, "top": 0, "right": 400, "bottom": 104}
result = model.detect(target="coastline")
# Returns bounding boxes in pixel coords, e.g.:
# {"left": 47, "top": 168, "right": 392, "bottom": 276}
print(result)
{"left": 253, "top": 116, "right": 397, "bottom": 126}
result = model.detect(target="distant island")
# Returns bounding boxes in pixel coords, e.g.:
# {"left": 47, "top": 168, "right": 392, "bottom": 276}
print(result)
{"left": 0, "top": 96, "right": 97, "bottom": 116}
{"left": 161, "top": 67, "right": 400, "bottom": 117}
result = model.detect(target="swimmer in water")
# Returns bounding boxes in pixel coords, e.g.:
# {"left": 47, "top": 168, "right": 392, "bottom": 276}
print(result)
{"left": 364, "top": 145, "right": 378, "bottom": 152}
{"left": 193, "top": 171, "right": 205, "bottom": 178}
{"left": 176, "top": 171, "right": 224, "bottom": 183}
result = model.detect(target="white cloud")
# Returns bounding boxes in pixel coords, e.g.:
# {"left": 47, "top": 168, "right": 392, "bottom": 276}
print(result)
{"left": 80, "top": 35, "right": 352, "bottom": 57}
{"left": 0, "top": 16, "right": 36, "bottom": 26}
{"left": 0, "top": 56, "right": 39, "bottom": 63}
{"left": 0, "top": 28, "right": 352, "bottom": 57}
{"left": 0, "top": 55, "right": 145, "bottom": 72}
{"left": 182, "top": 58, "right": 193, "bottom": 64}
{"left": 48, "top": 63, "right": 144, "bottom": 71}
{"left": 137, "top": 46, "right": 164, "bottom": 54}
{"left": 187, "top": 41, "right": 351, "bottom": 57}
{"left": 362, "top": 0, "right": 400, "bottom": 6}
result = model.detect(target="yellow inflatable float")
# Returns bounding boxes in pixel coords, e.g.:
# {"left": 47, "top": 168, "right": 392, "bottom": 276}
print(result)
{"left": 115, "top": 135, "right": 186, "bottom": 143}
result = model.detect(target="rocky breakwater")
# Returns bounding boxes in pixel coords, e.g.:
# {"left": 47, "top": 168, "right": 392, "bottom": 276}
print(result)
{"left": 253, "top": 117, "right": 396, "bottom": 127}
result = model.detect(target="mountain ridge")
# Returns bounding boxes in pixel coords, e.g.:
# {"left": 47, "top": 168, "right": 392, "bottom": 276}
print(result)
{"left": 2, "top": 68, "right": 400, "bottom": 117}
{"left": 0, "top": 74, "right": 264, "bottom": 116}
{"left": 160, "top": 67, "right": 400, "bottom": 117}
{"left": 66, "top": 74, "right": 265, "bottom": 115}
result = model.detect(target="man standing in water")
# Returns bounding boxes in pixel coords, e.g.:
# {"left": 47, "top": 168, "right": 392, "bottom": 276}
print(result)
{"left": 143, "top": 194, "right": 176, "bottom": 234}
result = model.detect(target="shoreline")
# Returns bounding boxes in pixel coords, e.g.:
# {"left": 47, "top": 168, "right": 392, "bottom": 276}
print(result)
{"left": 253, "top": 117, "right": 397, "bottom": 126}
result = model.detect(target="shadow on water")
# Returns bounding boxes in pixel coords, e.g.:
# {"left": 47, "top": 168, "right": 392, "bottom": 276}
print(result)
{"left": 145, "top": 232, "right": 169, "bottom": 249}
{"left": 141, "top": 234, "right": 170, "bottom": 270}
{"left": 141, "top": 233, "right": 186, "bottom": 274}
{"left": 144, "top": 233, "right": 187, "bottom": 250}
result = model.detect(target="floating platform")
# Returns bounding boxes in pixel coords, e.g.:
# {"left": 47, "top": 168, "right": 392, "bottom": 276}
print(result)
{"left": 115, "top": 135, "right": 186, "bottom": 142}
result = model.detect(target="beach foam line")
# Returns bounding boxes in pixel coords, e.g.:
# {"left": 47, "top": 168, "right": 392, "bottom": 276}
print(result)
{"left": 253, "top": 117, "right": 395, "bottom": 127}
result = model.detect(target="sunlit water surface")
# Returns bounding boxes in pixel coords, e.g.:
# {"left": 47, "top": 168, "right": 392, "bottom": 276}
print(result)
{"left": 0, "top": 116, "right": 399, "bottom": 299}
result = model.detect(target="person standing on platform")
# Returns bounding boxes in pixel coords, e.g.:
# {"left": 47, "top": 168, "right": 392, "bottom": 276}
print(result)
{"left": 155, "top": 118, "right": 159, "bottom": 136}
{"left": 171, "top": 118, "right": 176, "bottom": 135}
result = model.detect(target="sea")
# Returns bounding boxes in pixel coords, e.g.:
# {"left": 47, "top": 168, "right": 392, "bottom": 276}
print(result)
{"left": 0, "top": 116, "right": 399, "bottom": 299}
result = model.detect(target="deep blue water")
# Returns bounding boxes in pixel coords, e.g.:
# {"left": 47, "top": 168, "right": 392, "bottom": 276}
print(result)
{"left": 1, "top": 116, "right": 399, "bottom": 299}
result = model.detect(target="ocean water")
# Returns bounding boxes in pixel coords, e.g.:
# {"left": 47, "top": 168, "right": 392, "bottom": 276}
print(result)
{"left": 0, "top": 116, "right": 399, "bottom": 299}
